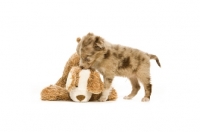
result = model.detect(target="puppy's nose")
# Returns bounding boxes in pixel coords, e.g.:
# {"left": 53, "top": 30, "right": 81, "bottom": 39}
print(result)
{"left": 80, "top": 66, "right": 84, "bottom": 69}
{"left": 76, "top": 95, "right": 85, "bottom": 101}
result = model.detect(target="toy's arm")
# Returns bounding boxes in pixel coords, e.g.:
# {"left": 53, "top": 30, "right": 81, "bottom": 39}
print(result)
{"left": 55, "top": 53, "right": 80, "bottom": 87}
{"left": 41, "top": 85, "right": 71, "bottom": 101}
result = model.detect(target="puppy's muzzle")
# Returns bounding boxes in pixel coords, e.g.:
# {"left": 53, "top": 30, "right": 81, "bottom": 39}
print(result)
{"left": 80, "top": 66, "right": 85, "bottom": 69}
{"left": 80, "top": 65, "right": 91, "bottom": 69}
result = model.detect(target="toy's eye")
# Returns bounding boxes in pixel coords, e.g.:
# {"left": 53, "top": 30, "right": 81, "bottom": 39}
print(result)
{"left": 75, "top": 85, "right": 78, "bottom": 87}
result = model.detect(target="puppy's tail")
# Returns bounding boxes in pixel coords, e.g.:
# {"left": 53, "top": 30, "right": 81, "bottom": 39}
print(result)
{"left": 146, "top": 53, "right": 161, "bottom": 67}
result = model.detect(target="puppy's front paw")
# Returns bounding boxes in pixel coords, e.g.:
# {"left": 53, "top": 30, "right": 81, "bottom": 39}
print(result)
{"left": 141, "top": 97, "right": 150, "bottom": 102}
{"left": 99, "top": 95, "right": 108, "bottom": 102}
{"left": 123, "top": 96, "right": 132, "bottom": 100}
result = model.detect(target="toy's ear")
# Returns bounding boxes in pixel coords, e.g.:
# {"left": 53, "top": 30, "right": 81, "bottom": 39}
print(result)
{"left": 66, "top": 66, "right": 80, "bottom": 92}
{"left": 76, "top": 37, "right": 81, "bottom": 43}
{"left": 87, "top": 70, "right": 104, "bottom": 94}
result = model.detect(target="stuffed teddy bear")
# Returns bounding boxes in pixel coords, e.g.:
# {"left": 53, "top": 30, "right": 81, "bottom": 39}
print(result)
{"left": 40, "top": 38, "right": 117, "bottom": 102}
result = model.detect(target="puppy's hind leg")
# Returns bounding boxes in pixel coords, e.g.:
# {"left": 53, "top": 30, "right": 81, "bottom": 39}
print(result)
{"left": 136, "top": 63, "right": 152, "bottom": 102}
{"left": 124, "top": 76, "right": 140, "bottom": 100}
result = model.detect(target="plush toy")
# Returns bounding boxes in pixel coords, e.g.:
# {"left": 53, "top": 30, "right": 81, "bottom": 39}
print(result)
{"left": 40, "top": 38, "right": 117, "bottom": 102}
{"left": 41, "top": 65, "right": 117, "bottom": 102}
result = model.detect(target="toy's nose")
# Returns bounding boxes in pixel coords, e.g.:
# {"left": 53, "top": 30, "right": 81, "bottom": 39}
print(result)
{"left": 76, "top": 95, "right": 85, "bottom": 101}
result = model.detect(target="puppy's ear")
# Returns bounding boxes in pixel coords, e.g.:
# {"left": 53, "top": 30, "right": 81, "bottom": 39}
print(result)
{"left": 76, "top": 37, "right": 81, "bottom": 43}
{"left": 87, "top": 32, "right": 94, "bottom": 36}
{"left": 94, "top": 36, "right": 104, "bottom": 51}
{"left": 76, "top": 37, "right": 81, "bottom": 54}
{"left": 66, "top": 66, "right": 80, "bottom": 92}
{"left": 87, "top": 70, "right": 104, "bottom": 94}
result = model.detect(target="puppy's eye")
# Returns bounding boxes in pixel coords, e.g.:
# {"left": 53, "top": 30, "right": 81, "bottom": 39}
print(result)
{"left": 87, "top": 54, "right": 92, "bottom": 57}
{"left": 75, "top": 85, "right": 78, "bottom": 87}
{"left": 84, "top": 57, "right": 90, "bottom": 62}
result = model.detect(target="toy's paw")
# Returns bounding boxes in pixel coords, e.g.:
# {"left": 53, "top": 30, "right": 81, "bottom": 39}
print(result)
{"left": 123, "top": 96, "right": 133, "bottom": 100}
{"left": 141, "top": 97, "right": 150, "bottom": 102}
{"left": 99, "top": 95, "right": 108, "bottom": 102}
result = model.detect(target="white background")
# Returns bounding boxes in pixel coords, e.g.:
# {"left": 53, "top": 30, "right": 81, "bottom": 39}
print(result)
{"left": 0, "top": 0, "right": 200, "bottom": 132}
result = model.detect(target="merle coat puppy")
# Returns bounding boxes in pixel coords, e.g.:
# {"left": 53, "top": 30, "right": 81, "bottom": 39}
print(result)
{"left": 76, "top": 33, "right": 161, "bottom": 102}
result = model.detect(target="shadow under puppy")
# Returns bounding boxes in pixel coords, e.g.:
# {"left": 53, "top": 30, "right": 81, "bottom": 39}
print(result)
{"left": 76, "top": 33, "right": 161, "bottom": 102}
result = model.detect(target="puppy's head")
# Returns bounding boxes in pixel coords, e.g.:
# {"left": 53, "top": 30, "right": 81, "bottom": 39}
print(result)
{"left": 76, "top": 33, "right": 105, "bottom": 69}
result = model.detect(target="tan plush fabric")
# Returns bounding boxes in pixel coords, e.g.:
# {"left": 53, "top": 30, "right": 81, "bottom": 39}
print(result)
{"left": 55, "top": 53, "right": 80, "bottom": 88}
{"left": 87, "top": 69, "right": 104, "bottom": 94}
{"left": 89, "top": 88, "right": 117, "bottom": 101}
{"left": 41, "top": 85, "right": 70, "bottom": 101}
{"left": 67, "top": 66, "right": 80, "bottom": 92}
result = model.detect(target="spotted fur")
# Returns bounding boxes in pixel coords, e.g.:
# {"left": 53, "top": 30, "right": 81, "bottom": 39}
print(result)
{"left": 76, "top": 33, "right": 161, "bottom": 102}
